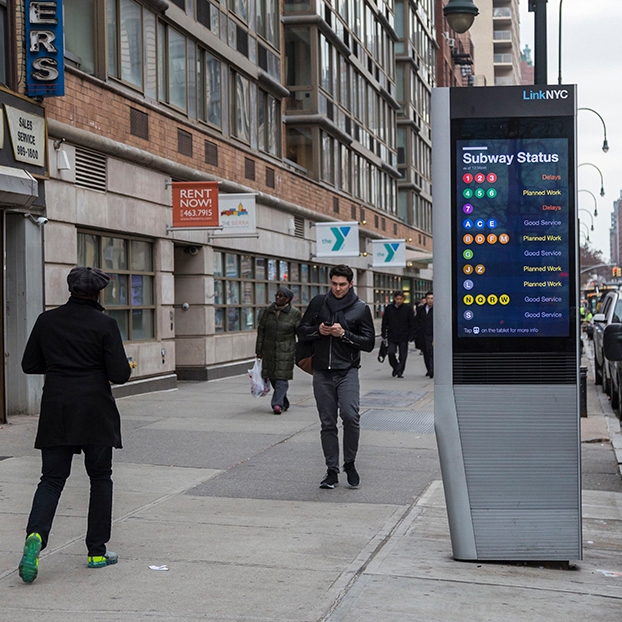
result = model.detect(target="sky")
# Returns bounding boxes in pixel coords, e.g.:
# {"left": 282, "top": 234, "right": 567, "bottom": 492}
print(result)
{"left": 518, "top": 0, "right": 620, "bottom": 263}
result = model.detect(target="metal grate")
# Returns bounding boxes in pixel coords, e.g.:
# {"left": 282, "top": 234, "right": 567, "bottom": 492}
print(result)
{"left": 361, "top": 410, "right": 435, "bottom": 434}
{"left": 178, "top": 129, "right": 193, "bottom": 157}
{"left": 266, "top": 167, "right": 275, "bottom": 188}
{"left": 205, "top": 140, "right": 218, "bottom": 166}
{"left": 361, "top": 390, "right": 425, "bottom": 408}
{"left": 294, "top": 216, "right": 304, "bottom": 238}
{"left": 75, "top": 146, "right": 107, "bottom": 192}
{"left": 245, "top": 157, "right": 256, "bottom": 181}
{"left": 129, "top": 107, "right": 149, "bottom": 140}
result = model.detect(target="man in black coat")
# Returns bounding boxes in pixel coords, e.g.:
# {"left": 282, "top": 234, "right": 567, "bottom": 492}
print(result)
{"left": 415, "top": 291, "right": 434, "bottom": 378}
{"left": 18, "top": 267, "right": 131, "bottom": 583}
{"left": 297, "top": 264, "right": 375, "bottom": 490}
{"left": 381, "top": 290, "right": 416, "bottom": 378}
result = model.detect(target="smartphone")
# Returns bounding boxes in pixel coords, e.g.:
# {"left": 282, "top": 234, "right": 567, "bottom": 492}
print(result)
{"left": 323, "top": 321, "right": 333, "bottom": 327}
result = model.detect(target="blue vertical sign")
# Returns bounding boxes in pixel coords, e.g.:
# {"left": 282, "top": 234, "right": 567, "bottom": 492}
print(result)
{"left": 25, "top": 1, "right": 65, "bottom": 97}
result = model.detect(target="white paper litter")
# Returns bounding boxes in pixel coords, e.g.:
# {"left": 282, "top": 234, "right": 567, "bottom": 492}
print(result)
{"left": 149, "top": 565, "right": 169, "bottom": 571}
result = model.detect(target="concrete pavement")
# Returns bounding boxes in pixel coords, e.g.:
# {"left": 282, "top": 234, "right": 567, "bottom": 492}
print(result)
{"left": 0, "top": 341, "right": 621, "bottom": 621}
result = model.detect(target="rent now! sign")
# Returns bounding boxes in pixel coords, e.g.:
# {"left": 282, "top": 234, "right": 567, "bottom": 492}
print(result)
{"left": 171, "top": 181, "right": 219, "bottom": 228}
{"left": 25, "top": 0, "right": 65, "bottom": 97}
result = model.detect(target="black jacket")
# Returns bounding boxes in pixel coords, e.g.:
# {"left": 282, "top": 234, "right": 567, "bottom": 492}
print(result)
{"left": 297, "top": 291, "right": 375, "bottom": 371}
{"left": 415, "top": 304, "right": 434, "bottom": 337}
{"left": 22, "top": 297, "right": 131, "bottom": 449}
{"left": 381, "top": 302, "right": 416, "bottom": 343}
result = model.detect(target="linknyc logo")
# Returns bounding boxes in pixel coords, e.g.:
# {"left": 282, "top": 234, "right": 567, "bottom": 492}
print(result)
{"left": 522, "top": 88, "right": 569, "bottom": 101}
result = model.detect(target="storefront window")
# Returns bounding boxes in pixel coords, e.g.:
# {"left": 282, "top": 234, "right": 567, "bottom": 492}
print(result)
{"left": 213, "top": 250, "right": 329, "bottom": 332}
{"left": 78, "top": 232, "right": 155, "bottom": 341}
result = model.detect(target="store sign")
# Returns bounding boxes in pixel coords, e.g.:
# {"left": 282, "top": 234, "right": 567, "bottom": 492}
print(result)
{"left": 25, "top": 0, "right": 65, "bottom": 97}
{"left": 5, "top": 105, "right": 46, "bottom": 167}
{"left": 215, "top": 193, "right": 257, "bottom": 235}
{"left": 372, "top": 239, "right": 406, "bottom": 267}
{"left": 315, "top": 221, "right": 359, "bottom": 258}
{"left": 171, "top": 181, "right": 219, "bottom": 228}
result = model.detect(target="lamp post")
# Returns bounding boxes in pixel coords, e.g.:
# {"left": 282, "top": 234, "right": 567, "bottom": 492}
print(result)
{"left": 557, "top": 0, "right": 564, "bottom": 85}
{"left": 529, "top": 0, "right": 549, "bottom": 85}
{"left": 580, "top": 222, "right": 590, "bottom": 243}
{"left": 442, "top": 0, "right": 479, "bottom": 34}
{"left": 578, "top": 108, "right": 610, "bottom": 153}
{"left": 579, "top": 189, "right": 598, "bottom": 217}
{"left": 579, "top": 208, "right": 594, "bottom": 232}
{"left": 578, "top": 163, "right": 605, "bottom": 197}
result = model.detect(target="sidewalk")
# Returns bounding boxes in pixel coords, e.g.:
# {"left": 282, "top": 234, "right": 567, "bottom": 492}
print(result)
{"left": 0, "top": 343, "right": 621, "bottom": 621}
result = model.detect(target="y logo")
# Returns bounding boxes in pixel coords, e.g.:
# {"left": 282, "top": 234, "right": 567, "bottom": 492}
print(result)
{"left": 384, "top": 243, "right": 400, "bottom": 262}
{"left": 331, "top": 226, "right": 351, "bottom": 251}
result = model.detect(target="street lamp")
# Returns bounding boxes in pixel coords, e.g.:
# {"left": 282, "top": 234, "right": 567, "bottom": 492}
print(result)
{"left": 578, "top": 163, "right": 605, "bottom": 197}
{"left": 529, "top": 0, "right": 549, "bottom": 85}
{"left": 579, "top": 189, "right": 598, "bottom": 217}
{"left": 442, "top": 0, "right": 479, "bottom": 34}
{"left": 580, "top": 222, "right": 590, "bottom": 243}
{"left": 579, "top": 208, "right": 594, "bottom": 232}
{"left": 578, "top": 108, "right": 610, "bottom": 153}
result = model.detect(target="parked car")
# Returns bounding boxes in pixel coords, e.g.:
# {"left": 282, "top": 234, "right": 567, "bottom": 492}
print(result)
{"left": 603, "top": 323, "right": 622, "bottom": 419}
{"left": 592, "top": 288, "right": 622, "bottom": 406}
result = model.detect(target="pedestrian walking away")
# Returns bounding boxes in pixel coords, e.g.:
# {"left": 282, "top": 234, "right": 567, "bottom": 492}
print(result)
{"left": 415, "top": 291, "right": 434, "bottom": 378}
{"left": 381, "top": 290, "right": 416, "bottom": 378}
{"left": 297, "top": 264, "right": 375, "bottom": 489}
{"left": 414, "top": 295, "right": 427, "bottom": 355}
{"left": 18, "top": 267, "right": 132, "bottom": 584}
{"left": 255, "top": 286, "right": 302, "bottom": 415}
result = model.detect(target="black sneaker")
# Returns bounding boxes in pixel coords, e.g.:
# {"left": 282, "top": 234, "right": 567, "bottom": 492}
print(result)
{"left": 343, "top": 462, "right": 360, "bottom": 488}
{"left": 320, "top": 469, "right": 339, "bottom": 489}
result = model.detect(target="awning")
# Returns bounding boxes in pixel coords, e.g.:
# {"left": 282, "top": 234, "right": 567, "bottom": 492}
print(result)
{"left": 406, "top": 248, "right": 433, "bottom": 267}
{"left": 0, "top": 165, "right": 39, "bottom": 208}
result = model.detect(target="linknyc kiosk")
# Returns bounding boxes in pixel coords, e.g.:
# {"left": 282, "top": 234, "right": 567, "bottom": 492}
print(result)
{"left": 432, "top": 85, "right": 581, "bottom": 561}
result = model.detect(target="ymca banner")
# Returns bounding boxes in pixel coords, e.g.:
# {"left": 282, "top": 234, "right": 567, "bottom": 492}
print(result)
{"left": 315, "top": 221, "right": 359, "bottom": 258}
{"left": 371, "top": 239, "right": 406, "bottom": 267}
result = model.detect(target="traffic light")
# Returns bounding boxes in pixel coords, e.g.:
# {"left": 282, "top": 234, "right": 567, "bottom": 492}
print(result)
{"left": 613, "top": 267, "right": 622, "bottom": 277}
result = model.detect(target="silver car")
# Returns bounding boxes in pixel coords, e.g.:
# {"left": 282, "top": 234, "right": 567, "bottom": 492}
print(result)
{"left": 592, "top": 289, "right": 622, "bottom": 406}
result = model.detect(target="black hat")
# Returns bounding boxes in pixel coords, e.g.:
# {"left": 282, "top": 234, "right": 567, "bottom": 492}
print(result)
{"left": 67, "top": 267, "right": 110, "bottom": 297}
{"left": 276, "top": 286, "right": 294, "bottom": 301}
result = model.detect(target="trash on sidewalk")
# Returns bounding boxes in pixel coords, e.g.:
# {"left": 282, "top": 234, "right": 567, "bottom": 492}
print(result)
{"left": 149, "top": 565, "right": 169, "bottom": 571}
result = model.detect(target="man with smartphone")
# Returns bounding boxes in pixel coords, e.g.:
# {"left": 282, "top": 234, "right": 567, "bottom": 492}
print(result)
{"left": 297, "top": 264, "right": 375, "bottom": 489}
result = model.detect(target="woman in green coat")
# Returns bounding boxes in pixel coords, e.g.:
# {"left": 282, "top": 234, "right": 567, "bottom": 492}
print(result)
{"left": 255, "top": 287, "right": 302, "bottom": 414}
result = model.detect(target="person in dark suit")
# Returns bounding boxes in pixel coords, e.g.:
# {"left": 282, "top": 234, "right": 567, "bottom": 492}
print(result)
{"left": 415, "top": 291, "right": 434, "bottom": 378}
{"left": 18, "top": 267, "right": 131, "bottom": 583}
{"left": 381, "top": 290, "right": 416, "bottom": 378}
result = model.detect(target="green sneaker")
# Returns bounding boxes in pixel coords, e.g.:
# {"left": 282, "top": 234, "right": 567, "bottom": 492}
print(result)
{"left": 87, "top": 551, "right": 118, "bottom": 569}
{"left": 19, "top": 533, "right": 43, "bottom": 584}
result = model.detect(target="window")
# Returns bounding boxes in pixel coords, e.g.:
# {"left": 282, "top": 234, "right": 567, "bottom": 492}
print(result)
{"left": 158, "top": 21, "right": 188, "bottom": 110}
{"left": 258, "top": 90, "right": 280, "bottom": 156}
{"left": 108, "top": 0, "right": 144, "bottom": 88}
{"left": 0, "top": 0, "right": 7, "bottom": 85}
{"left": 198, "top": 49, "right": 221, "bottom": 127}
{"left": 213, "top": 251, "right": 329, "bottom": 332}
{"left": 286, "top": 127, "right": 313, "bottom": 170}
{"left": 374, "top": 273, "right": 402, "bottom": 319}
{"left": 233, "top": 72, "right": 251, "bottom": 143}
{"left": 257, "top": 0, "right": 278, "bottom": 48}
{"left": 77, "top": 232, "right": 156, "bottom": 341}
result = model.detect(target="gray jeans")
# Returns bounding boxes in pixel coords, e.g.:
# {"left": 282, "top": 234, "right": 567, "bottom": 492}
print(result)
{"left": 270, "top": 379, "right": 290, "bottom": 410}
{"left": 312, "top": 367, "right": 360, "bottom": 470}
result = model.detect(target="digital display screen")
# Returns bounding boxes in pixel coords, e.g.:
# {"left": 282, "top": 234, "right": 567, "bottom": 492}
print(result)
{"left": 455, "top": 137, "right": 571, "bottom": 339}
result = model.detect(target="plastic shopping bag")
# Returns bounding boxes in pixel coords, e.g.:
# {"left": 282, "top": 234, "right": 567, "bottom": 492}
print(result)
{"left": 249, "top": 358, "right": 270, "bottom": 398}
